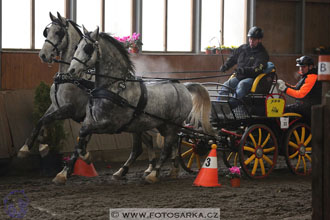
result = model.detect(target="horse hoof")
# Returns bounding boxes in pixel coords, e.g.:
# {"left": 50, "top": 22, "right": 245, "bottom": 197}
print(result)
{"left": 17, "top": 145, "right": 30, "bottom": 158}
{"left": 39, "top": 144, "right": 49, "bottom": 158}
{"left": 112, "top": 168, "right": 125, "bottom": 180}
{"left": 79, "top": 152, "right": 92, "bottom": 164}
{"left": 144, "top": 164, "right": 153, "bottom": 175}
{"left": 52, "top": 173, "right": 67, "bottom": 185}
{"left": 145, "top": 171, "right": 159, "bottom": 184}
{"left": 169, "top": 167, "right": 179, "bottom": 179}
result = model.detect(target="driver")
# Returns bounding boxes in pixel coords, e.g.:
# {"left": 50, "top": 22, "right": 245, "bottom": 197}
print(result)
{"left": 218, "top": 26, "right": 269, "bottom": 108}
{"left": 277, "top": 56, "right": 322, "bottom": 124}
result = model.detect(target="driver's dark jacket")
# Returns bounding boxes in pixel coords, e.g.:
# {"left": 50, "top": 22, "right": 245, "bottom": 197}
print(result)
{"left": 222, "top": 43, "right": 269, "bottom": 80}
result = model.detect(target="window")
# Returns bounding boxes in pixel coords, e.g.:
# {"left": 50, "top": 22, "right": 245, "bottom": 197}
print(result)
{"left": 35, "top": 0, "right": 65, "bottom": 49}
{"left": 76, "top": 0, "right": 101, "bottom": 31}
{"left": 2, "top": 0, "right": 31, "bottom": 49}
{"left": 104, "top": 0, "right": 132, "bottom": 37}
{"left": 201, "top": 0, "right": 221, "bottom": 51}
{"left": 167, "top": 0, "right": 192, "bottom": 51}
{"left": 142, "top": 0, "right": 165, "bottom": 51}
{"left": 223, "top": 0, "right": 245, "bottom": 47}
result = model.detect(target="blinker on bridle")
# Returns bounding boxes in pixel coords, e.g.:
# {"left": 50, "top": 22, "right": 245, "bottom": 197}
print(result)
{"left": 72, "top": 37, "right": 98, "bottom": 68}
{"left": 43, "top": 22, "right": 67, "bottom": 56}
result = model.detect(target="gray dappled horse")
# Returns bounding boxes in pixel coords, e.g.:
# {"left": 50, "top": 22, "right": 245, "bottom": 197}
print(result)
{"left": 18, "top": 12, "right": 160, "bottom": 179}
{"left": 53, "top": 26, "right": 214, "bottom": 184}
{"left": 17, "top": 12, "right": 92, "bottom": 159}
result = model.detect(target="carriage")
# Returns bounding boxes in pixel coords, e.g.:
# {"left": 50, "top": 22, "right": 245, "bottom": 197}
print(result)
{"left": 177, "top": 62, "right": 312, "bottom": 179}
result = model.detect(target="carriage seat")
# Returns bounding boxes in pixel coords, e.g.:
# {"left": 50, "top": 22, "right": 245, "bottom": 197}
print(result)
{"left": 250, "top": 62, "right": 276, "bottom": 94}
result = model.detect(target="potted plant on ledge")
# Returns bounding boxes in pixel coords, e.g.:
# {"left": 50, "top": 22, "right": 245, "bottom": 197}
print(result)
{"left": 227, "top": 166, "right": 241, "bottom": 187}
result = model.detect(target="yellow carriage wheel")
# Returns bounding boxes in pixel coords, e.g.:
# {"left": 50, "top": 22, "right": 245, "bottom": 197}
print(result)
{"left": 284, "top": 123, "right": 312, "bottom": 176}
{"left": 222, "top": 151, "right": 239, "bottom": 168}
{"left": 239, "top": 124, "right": 278, "bottom": 179}
{"left": 178, "top": 136, "right": 210, "bottom": 174}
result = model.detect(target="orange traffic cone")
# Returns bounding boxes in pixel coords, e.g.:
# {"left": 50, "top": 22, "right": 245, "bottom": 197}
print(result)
{"left": 193, "top": 144, "right": 221, "bottom": 187}
{"left": 72, "top": 158, "right": 98, "bottom": 177}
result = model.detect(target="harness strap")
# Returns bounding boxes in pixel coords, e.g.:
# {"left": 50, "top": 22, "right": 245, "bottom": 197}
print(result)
{"left": 53, "top": 73, "right": 95, "bottom": 108}
{"left": 90, "top": 81, "right": 148, "bottom": 133}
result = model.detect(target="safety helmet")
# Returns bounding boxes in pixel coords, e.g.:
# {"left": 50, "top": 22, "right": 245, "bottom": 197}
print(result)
{"left": 296, "top": 56, "right": 314, "bottom": 67}
{"left": 247, "top": 26, "right": 263, "bottom": 39}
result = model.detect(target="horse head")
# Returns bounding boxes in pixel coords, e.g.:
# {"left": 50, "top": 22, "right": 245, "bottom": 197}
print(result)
{"left": 39, "top": 12, "right": 82, "bottom": 66}
{"left": 67, "top": 26, "right": 100, "bottom": 78}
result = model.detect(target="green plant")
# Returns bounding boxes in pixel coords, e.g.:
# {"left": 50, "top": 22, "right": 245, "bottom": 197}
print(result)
{"left": 205, "top": 45, "right": 215, "bottom": 50}
{"left": 32, "top": 82, "right": 66, "bottom": 152}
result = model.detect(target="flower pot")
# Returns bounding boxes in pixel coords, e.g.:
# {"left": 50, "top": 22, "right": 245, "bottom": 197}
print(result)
{"left": 130, "top": 47, "right": 139, "bottom": 53}
{"left": 230, "top": 178, "right": 240, "bottom": 187}
{"left": 205, "top": 50, "right": 212, "bottom": 55}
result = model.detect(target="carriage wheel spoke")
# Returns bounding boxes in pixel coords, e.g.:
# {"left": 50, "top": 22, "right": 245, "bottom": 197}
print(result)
{"left": 251, "top": 158, "right": 259, "bottom": 175}
{"left": 304, "top": 134, "right": 312, "bottom": 146}
{"left": 263, "top": 146, "right": 275, "bottom": 153}
{"left": 305, "top": 153, "right": 312, "bottom": 162}
{"left": 258, "top": 128, "right": 262, "bottom": 146}
{"left": 293, "top": 130, "right": 300, "bottom": 144}
{"left": 182, "top": 141, "right": 194, "bottom": 148}
{"left": 305, "top": 147, "right": 312, "bottom": 152}
{"left": 227, "top": 152, "right": 233, "bottom": 161}
{"left": 262, "top": 154, "right": 273, "bottom": 165}
{"left": 234, "top": 153, "right": 238, "bottom": 167}
{"left": 187, "top": 153, "right": 195, "bottom": 168}
{"left": 181, "top": 148, "right": 194, "bottom": 158}
{"left": 261, "top": 133, "right": 270, "bottom": 148}
{"left": 289, "top": 141, "right": 299, "bottom": 149}
{"left": 295, "top": 155, "right": 301, "bottom": 170}
{"left": 289, "top": 150, "right": 299, "bottom": 159}
{"left": 301, "top": 127, "right": 305, "bottom": 143}
{"left": 249, "top": 133, "right": 257, "bottom": 148}
{"left": 243, "top": 146, "right": 256, "bottom": 153}
{"left": 196, "top": 155, "right": 201, "bottom": 169}
{"left": 302, "top": 156, "right": 307, "bottom": 174}
{"left": 259, "top": 158, "right": 265, "bottom": 175}
{"left": 244, "top": 154, "right": 256, "bottom": 165}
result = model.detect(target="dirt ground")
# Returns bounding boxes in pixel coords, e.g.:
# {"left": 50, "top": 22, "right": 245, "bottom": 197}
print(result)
{"left": 0, "top": 158, "right": 312, "bottom": 220}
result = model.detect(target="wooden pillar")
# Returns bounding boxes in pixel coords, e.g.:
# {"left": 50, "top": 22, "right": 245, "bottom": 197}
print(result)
{"left": 312, "top": 55, "right": 330, "bottom": 219}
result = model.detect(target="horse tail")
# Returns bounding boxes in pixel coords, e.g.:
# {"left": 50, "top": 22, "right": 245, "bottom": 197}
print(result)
{"left": 184, "top": 82, "right": 215, "bottom": 135}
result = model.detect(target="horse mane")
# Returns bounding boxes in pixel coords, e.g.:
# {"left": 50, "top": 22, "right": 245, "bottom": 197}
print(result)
{"left": 67, "top": 20, "right": 83, "bottom": 37}
{"left": 51, "top": 18, "right": 83, "bottom": 38}
{"left": 99, "top": 32, "right": 135, "bottom": 77}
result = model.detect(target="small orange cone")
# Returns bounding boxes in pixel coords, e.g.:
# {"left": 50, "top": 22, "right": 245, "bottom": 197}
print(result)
{"left": 72, "top": 158, "right": 98, "bottom": 177}
{"left": 193, "top": 144, "right": 221, "bottom": 187}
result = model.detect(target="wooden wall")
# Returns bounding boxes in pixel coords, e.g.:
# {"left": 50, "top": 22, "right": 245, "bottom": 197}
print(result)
{"left": 257, "top": 0, "right": 330, "bottom": 55}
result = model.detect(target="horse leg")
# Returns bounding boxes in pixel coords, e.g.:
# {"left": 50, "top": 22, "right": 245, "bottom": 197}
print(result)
{"left": 113, "top": 133, "right": 143, "bottom": 180}
{"left": 52, "top": 120, "right": 108, "bottom": 184}
{"left": 169, "top": 144, "right": 180, "bottom": 179}
{"left": 18, "top": 105, "right": 54, "bottom": 158}
{"left": 145, "top": 132, "right": 178, "bottom": 183}
{"left": 142, "top": 131, "right": 156, "bottom": 175}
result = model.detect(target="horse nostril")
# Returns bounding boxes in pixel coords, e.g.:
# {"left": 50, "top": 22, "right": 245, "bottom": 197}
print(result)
{"left": 41, "top": 54, "right": 46, "bottom": 60}
{"left": 69, "top": 68, "right": 75, "bottom": 74}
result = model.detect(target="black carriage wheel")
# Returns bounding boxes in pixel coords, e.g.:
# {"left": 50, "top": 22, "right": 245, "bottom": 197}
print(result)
{"left": 178, "top": 136, "right": 209, "bottom": 174}
{"left": 239, "top": 124, "right": 278, "bottom": 179}
{"left": 284, "top": 123, "right": 312, "bottom": 176}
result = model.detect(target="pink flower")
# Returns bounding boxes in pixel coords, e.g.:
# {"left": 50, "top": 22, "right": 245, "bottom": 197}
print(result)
{"left": 229, "top": 166, "right": 241, "bottom": 175}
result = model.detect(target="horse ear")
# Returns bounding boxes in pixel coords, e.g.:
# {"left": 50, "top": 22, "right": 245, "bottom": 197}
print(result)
{"left": 49, "top": 12, "right": 56, "bottom": 22}
{"left": 82, "top": 25, "right": 89, "bottom": 35}
{"left": 57, "top": 12, "right": 67, "bottom": 26}
{"left": 91, "top": 26, "right": 99, "bottom": 40}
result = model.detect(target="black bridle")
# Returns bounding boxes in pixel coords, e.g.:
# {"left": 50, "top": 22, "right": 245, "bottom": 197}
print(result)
{"left": 72, "top": 37, "right": 98, "bottom": 68}
{"left": 43, "top": 22, "right": 68, "bottom": 56}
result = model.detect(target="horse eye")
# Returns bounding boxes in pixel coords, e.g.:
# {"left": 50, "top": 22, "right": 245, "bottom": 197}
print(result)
{"left": 56, "top": 29, "right": 65, "bottom": 39}
{"left": 43, "top": 28, "right": 49, "bottom": 38}
{"left": 84, "top": 44, "right": 94, "bottom": 56}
